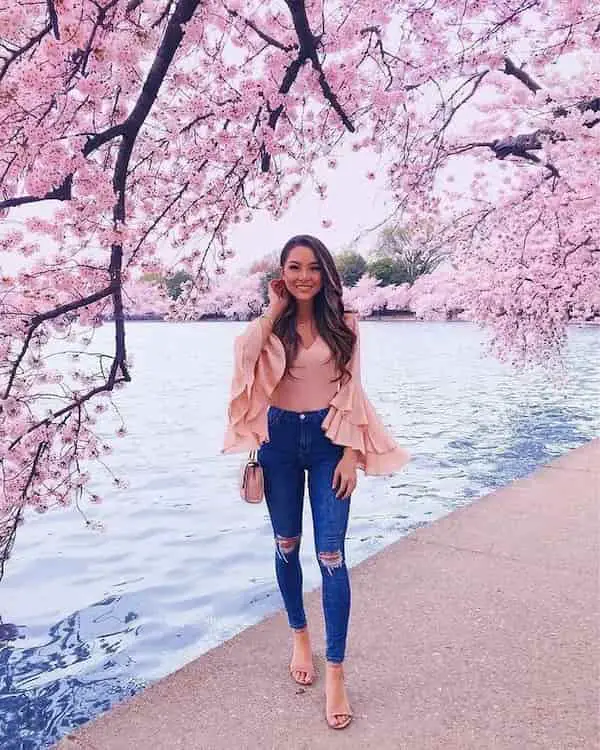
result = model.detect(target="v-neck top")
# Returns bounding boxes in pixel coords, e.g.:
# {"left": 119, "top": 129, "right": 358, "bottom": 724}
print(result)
{"left": 270, "top": 334, "right": 340, "bottom": 412}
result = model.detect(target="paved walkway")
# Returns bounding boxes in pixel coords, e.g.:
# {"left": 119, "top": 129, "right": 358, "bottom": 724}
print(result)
{"left": 57, "top": 440, "right": 599, "bottom": 750}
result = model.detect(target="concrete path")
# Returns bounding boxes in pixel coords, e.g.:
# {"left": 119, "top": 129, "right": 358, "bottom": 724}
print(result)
{"left": 57, "top": 440, "right": 599, "bottom": 750}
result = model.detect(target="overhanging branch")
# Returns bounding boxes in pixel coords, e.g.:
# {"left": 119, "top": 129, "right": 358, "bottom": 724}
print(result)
{"left": 112, "top": 0, "right": 202, "bottom": 220}
{"left": 502, "top": 56, "right": 599, "bottom": 128}
{"left": 503, "top": 57, "right": 541, "bottom": 93}
{"left": 261, "top": 0, "right": 355, "bottom": 172}
{"left": 0, "top": 174, "right": 73, "bottom": 211}
{"left": 46, "top": 0, "right": 60, "bottom": 38}
{"left": 226, "top": 7, "right": 297, "bottom": 52}
{"left": 3, "top": 283, "right": 116, "bottom": 401}
{"left": 286, "top": 0, "right": 354, "bottom": 132}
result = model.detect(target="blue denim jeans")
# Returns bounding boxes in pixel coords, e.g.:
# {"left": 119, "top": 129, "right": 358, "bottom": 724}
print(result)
{"left": 258, "top": 405, "right": 351, "bottom": 663}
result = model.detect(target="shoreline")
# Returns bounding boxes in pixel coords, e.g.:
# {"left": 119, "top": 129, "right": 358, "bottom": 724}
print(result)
{"left": 113, "top": 314, "right": 600, "bottom": 326}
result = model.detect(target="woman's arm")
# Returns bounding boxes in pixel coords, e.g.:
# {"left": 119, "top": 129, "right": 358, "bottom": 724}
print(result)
{"left": 323, "top": 311, "right": 410, "bottom": 476}
{"left": 332, "top": 314, "right": 361, "bottom": 498}
{"left": 223, "top": 309, "right": 286, "bottom": 454}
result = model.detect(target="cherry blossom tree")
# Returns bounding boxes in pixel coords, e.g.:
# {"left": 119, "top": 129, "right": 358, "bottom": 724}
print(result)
{"left": 384, "top": 282, "right": 412, "bottom": 314}
{"left": 342, "top": 275, "right": 389, "bottom": 316}
{"left": 167, "top": 271, "right": 263, "bottom": 320}
{"left": 340, "top": 270, "right": 462, "bottom": 319}
{"left": 1, "top": 0, "right": 598, "bottom": 575}
{"left": 248, "top": 252, "right": 281, "bottom": 305}
{"left": 381, "top": 4, "right": 600, "bottom": 360}
{"left": 121, "top": 277, "right": 170, "bottom": 319}
{"left": 406, "top": 268, "right": 465, "bottom": 321}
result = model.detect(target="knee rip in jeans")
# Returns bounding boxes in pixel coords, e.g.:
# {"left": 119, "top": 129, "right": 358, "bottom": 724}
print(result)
{"left": 276, "top": 534, "right": 300, "bottom": 562}
{"left": 318, "top": 550, "right": 343, "bottom": 575}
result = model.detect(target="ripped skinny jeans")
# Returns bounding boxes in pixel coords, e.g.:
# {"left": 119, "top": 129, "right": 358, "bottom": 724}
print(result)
{"left": 258, "top": 405, "right": 351, "bottom": 663}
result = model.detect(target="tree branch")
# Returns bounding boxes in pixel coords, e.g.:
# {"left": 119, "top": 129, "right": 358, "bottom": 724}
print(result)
{"left": 3, "top": 283, "right": 116, "bottom": 401}
{"left": 126, "top": 178, "right": 195, "bottom": 268}
{"left": 503, "top": 57, "right": 541, "bottom": 93}
{"left": 9, "top": 376, "right": 128, "bottom": 451}
{"left": 0, "top": 173, "right": 73, "bottom": 211}
{"left": 261, "top": 0, "right": 355, "bottom": 172}
{"left": 112, "top": 0, "right": 202, "bottom": 220}
{"left": 553, "top": 96, "right": 600, "bottom": 127}
{"left": 0, "top": 120, "right": 126, "bottom": 212}
{"left": 491, "top": 129, "right": 555, "bottom": 158}
{"left": 126, "top": 0, "right": 146, "bottom": 11}
{"left": 285, "top": 0, "right": 354, "bottom": 132}
{"left": 226, "top": 7, "right": 297, "bottom": 52}
{"left": 502, "top": 56, "right": 599, "bottom": 128}
{"left": 152, "top": 0, "right": 175, "bottom": 28}
{"left": 66, "top": 0, "right": 122, "bottom": 82}
{"left": 427, "top": 70, "right": 488, "bottom": 145}
{"left": 46, "top": 0, "right": 60, "bottom": 39}
{"left": 0, "top": 507, "right": 22, "bottom": 582}
{"left": 0, "top": 23, "right": 52, "bottom": 84}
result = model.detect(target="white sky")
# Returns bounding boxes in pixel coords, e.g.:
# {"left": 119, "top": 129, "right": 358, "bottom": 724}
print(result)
{"left": 225, "top": 146, "right": 397, "bottom": 271}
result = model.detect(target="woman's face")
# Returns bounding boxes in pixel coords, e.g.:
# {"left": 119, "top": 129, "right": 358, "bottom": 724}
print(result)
{"left": 281, "top": 245, "right": 323, "bottom": 302}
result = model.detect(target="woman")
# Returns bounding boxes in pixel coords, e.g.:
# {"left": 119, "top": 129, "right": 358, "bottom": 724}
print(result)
{"left": 223, "top": 234, "right": 409, "bottom": 730}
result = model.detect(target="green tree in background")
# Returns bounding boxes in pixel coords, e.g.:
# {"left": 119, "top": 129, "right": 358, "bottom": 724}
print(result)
{"left": 165, "top": 270, "right": 193, "bottom": 299}
{"left": 366, "top": 257, "right": 409, "bottom": 286}
{"left": 259, "top": 267, "right": 280, "bottom": 305}
{"left": 372, "top": 226, "right": 445, "bottom": 285}
{"left": 335, "top": 250, "right": 367, "bottom": 287}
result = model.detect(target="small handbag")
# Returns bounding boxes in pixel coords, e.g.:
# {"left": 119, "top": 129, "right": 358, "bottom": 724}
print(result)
{"left": 239, "top": 449, "right": 264, "bottom": 503}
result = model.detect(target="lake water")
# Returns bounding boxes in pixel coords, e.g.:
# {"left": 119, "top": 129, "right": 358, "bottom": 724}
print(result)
{"left": 1, "top": 321, "right": 599, "bottom": 749}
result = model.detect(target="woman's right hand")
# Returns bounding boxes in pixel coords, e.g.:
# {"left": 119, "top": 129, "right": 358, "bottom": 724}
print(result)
{"left": 266, "top": 278, "right": 290, "bottom": 321}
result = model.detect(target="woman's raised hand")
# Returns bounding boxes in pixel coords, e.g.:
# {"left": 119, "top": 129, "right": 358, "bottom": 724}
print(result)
{"left": 266, "top": 278, "right": 290, "bottom": 321}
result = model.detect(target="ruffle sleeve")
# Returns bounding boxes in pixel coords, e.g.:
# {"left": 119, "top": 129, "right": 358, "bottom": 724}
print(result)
{"left": 321, "top": 314, "right": 410, "bottom": 475}
{"left": 222, "top": 318, "right": 286, "bottom": 453}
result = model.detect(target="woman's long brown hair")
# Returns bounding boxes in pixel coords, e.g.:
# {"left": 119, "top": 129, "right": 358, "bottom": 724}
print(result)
{"left": 273, "top": 234, "right": 356, "bottom": 385}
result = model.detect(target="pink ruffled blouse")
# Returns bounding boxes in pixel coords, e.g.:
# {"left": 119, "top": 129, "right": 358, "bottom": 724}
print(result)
{"left": 222, "top": 313, "right": 410, "bottom": 475}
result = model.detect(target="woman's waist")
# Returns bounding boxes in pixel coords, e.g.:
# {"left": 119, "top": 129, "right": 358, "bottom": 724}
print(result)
{"left": 267, "top": 404, "right": 330, "bottom": 424}
{"left": 263, "top": 404, "right": 340, "bottom": 455}
{"left": 270, "top": 378, "right": 338, "bottom": 414}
